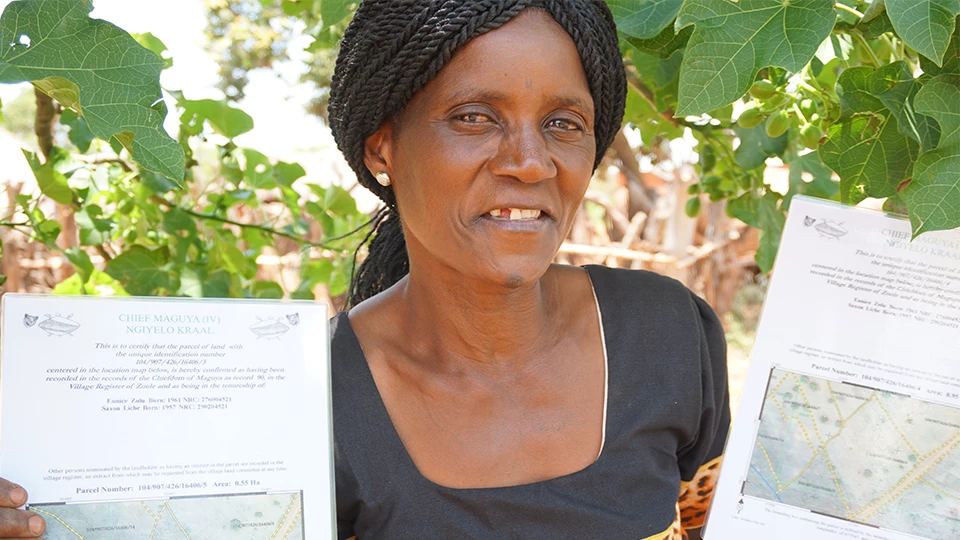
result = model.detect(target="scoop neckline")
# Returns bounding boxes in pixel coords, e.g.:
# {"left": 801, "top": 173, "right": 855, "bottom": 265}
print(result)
{"left": 338, "top": 265, "right": 611, "bottom": 493}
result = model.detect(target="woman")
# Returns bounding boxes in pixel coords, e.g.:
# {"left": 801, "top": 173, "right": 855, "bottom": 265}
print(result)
{"left": 0, "top": 1, "right": 728, "bottom": 538}
{"left": 328, "top": 1, "right": 729, "bottom": 539}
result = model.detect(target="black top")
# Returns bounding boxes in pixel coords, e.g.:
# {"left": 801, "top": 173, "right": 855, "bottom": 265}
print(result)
{"left": 332, "top": 265, "right": 730, "bottom": 539}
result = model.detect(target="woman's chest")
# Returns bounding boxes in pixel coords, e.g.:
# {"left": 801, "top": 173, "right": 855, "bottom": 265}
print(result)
{"left": 373, "top": 353, "right": 608, "bottom": 489}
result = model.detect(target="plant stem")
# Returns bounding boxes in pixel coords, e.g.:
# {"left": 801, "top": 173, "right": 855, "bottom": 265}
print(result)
{"left": 150, "top": 196, "right": 372, "bottom": 250}
{"left": 853, "top": 31, "right": 883, "bottom": 67}
{"left": 834, "top": 3, "right": 864, "bottom": 19}
{"left": 792, "top": 102, "right": 806, "bottom": 122}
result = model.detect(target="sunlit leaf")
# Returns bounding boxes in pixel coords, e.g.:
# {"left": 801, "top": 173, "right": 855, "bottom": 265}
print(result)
{"left": 886, "top": 0, "right": 960, "bottom": 67}
{"left": 608, "top": 0, "right": 683, "bottom": 39}
{"left": 675, "top": 0, "right": 836, "bottom": 115}
{"left": 819, "top": 114, "right": 918, "bottom": 203}
{"left": 0, "top": 0, "right": 185, "bottom": 182}
{"left": 320, "top": 0, "right": 356, "bottom": 28}
{"left": 23, "top": 150, "right": 74, "bottom": 205}
{"left": 905, "top": 74, "right": 960, "bottom": 236}
{"left": 105, "top": 245, "right": 175, "bottom": 295}
{"left": 64, "top": 247, "right": 93, "bottom": 284}
{"left": 179, "top": 98, "right": 254, "bottom": 139}
{"left": 867, "top": 61, "right": 940, "bottom": 151}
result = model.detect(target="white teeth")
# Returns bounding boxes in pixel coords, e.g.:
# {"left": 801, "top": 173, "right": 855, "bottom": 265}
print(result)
{"left": 489, "top": 208, "right": 542, "bottom": 220}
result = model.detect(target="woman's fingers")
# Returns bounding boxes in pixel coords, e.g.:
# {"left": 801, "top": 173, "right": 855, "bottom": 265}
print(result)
{"left": 0, "top": 507, "right": 45, "bottom": 537}
{"left": 0, "top": 479, "right": 26, "bottom": 509}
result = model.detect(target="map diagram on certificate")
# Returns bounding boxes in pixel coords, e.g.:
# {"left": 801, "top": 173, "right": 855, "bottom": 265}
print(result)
{"left": 30, "top": 491, "right": 303, "bottom": 539}
{"left": 745, "top": 368, "right": 960, "bottom": 539}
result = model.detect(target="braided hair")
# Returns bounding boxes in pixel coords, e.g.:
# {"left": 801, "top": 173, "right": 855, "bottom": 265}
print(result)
{"left": 329, "top": 0, "right": 627, "bottom": 307}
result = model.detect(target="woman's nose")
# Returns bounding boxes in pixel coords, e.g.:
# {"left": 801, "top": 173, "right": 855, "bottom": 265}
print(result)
{"left": 488, "top": 123, "right": 558, "bottom": 183}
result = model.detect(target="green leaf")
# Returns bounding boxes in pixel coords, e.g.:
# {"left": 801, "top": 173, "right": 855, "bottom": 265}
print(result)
{"left": 905, "top": 74, "right": 960, "bottom": 236}
{"left": 59, "top": 108, "right": 95, "bottom": 152}
{"left": 727, "top": 191, "right": 785, "bottom": 273}
{"left": 22, "top": 150, "right": 74, "bottom": 205}
{"left": 139, "top": 170, "right": 178, "bottom": 194}
{"left": 179, "top": 98, "right": 254, "bottom": 139}
{"left": 105, "top": 245, "right": 174, "bottom": 296}
{"left": 836, "top": 66, "right": 885, "bottom": 118}
{"left": 867, "top": 61, "right": 940, "bottom": 151}
{"left": 883, "top": 191, "right": 909, "bottom": 215}
{"left": 329, "top": 260, "right": 349, "bottom": 297}
{"left": 675, "top": 0, "right": 836, "bottom": 115}
{"left": 179, "top": 266, "right": 231, "bottom": 298}
{"left": 324, "top": 185, "right": 358, "bottom": 217}
{"left": 242, "top": 149, "right": 275, "bottom": 189}
{"left": 161, "top": 207, "right": 197, "bottom": 236}
{"left": 274, "top": 161, "right": 306, "bottom": 187}
{"left": 35, "top": 218, "right": 61, "bottom": 245}
{"left": 906, "top": 146, "right": 960, "bottom": 236}
{"left": 921, "top": 23, "right": 960, "bottom": 75}
{"left": 75, "top": 204, "right": 115, "bottom": 245}
{"left": 132, "top": 32, "right": 172, "bottom": 70}
{"left": 624, "top": 24, "right": 692, "bottom": 59}
{"left": 252, "top": 280, "right": 284, "bottom": 299}
{"left": 320, "top": 0, "right": 355, "bottom": 28}
{"left": 213, "top": 234, "right": 249, "bottom": 275}
{"left": 64, "top": 247, "right": 93, "bottom": 284}
{"left": 915, "top": 75, "right": 960, "bottom": 147}
{"left": 53, "top": 269, "right": 128, "bottom": 296}
{"left": 858, "top": 10, "right": 895, "bottom": 38}
{"left": 608, "top": 0, "right": 683, "bottom": 39}
{"left": 243, "top": 227, "right": 273, "bottom": 252}
{"left": 734, "top": 124, "right": 788, "bottom": 170}
{"left": 302, "top": 258, "right": 334, "bottom": 284}
{"left": 886, "top": 0, "right": 960, "bottom": 67}
{"left": 0, "top": 0, "right": 185, "bottom": 183}
{"left": 784, "top": 151, "right": 838, "bottom": 210}
{"left": 819, "top": 113, "right": 918, "bottom": 203}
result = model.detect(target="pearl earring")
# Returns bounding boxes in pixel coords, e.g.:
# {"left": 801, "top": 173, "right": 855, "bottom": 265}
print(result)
{"left": 375, "top": 172, "right": 391, "bottom": 187}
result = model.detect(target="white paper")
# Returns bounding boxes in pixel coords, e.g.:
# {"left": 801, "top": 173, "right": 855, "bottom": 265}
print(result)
{"left": 0, "top": 295, "right": 334, "bottom": 539}
{"left": 706, "top": 197, "right": 960, "bottom": 540}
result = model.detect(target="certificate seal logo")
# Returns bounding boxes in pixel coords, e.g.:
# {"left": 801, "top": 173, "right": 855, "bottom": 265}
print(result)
{"left": 36, "top": 314, "right": 80, "bottom": 336}
{"left": 249, "top": 313, "right": 299, "bottom": 340}
{"left": 804, "top": 216, "right": 848, "bottom": 240}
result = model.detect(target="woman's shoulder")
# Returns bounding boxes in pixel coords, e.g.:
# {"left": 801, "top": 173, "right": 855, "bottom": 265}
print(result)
{"left": 583, "top": 264, "right": 702, "bottom": 311}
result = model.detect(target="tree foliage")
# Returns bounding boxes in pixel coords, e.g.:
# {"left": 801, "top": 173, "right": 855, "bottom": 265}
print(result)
{"left": 0, "top": 0, "right": 958, "bottom": 302}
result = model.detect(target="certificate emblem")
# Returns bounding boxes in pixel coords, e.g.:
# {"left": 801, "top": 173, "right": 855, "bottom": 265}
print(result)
{"left": 36, "top": 314, "right": 80, "bottom": 336}
{"left": 249, "top": 313, "right": 299, "bottom": 340}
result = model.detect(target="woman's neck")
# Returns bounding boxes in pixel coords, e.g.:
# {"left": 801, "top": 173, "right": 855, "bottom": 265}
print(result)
{"left": 388, "top": 264, "right": 565, "bottom": 375}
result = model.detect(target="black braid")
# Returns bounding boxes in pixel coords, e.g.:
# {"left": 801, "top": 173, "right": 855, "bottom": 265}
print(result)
{"left": 330, "top": 0, "right": 627, "bottom": 307}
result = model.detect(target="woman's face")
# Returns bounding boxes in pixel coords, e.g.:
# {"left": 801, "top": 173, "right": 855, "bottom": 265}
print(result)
{"left": 368, "top": 9, "right": 596, "bottom": 289}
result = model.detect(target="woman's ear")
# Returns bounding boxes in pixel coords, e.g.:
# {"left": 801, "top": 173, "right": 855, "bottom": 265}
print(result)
{"left": 362, "top": 121, "right": 395, "bottom": 177}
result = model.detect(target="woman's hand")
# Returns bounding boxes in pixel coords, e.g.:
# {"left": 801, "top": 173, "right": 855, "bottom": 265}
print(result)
{"left": 0, "top": 478, "right": 45, "bottom": 538}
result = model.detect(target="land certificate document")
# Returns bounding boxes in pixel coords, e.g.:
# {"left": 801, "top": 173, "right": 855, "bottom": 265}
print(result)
{"left": 706, "top": 197, "right": 960, "bottom": 540}
{"left": 0, "top": 295, "right": 334, "bottom": 539}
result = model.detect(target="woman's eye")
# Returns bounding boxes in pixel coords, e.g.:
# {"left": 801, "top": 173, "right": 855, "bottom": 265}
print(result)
{"left": 547, "top": 118, "right": 583, "bottom": 132}
{"left": 457, "top": 112, "right": 492, "bottom": 124}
